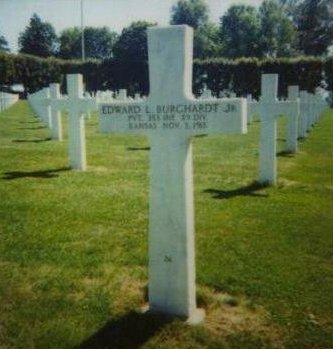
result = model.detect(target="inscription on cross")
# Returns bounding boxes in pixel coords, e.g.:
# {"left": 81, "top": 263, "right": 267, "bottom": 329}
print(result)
{"left": 99, "top": 25, "right": 247, "bottom": 323}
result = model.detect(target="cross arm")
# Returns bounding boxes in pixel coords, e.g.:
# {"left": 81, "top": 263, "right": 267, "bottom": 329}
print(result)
{"left": 50, "top": 98, "right": 69, "bottom": 111}
{"left": 187, "top": 97, "right": 247, "bottom": 135}
{"left": 248, "top": 100, "right": 259, "bottom": 116}
{"left": 260, "top": 100, "right": 298, "bottom": 119}
{"left": 99, "top": 101, "right": 147, "bottom": 135}
{"left": 79, "top": 97, "right": 98, "bottom": 113}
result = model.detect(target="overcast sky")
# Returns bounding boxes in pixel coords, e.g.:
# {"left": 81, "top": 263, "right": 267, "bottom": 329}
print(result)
{"left": 0, "top": 0, "right": 263, "bottom": 52}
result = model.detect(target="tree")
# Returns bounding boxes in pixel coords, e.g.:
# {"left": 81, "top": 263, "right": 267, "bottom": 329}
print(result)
{"left": 59, "top": 26, "right": 118, "bottom": 60}
{"left": 58, "top": 27, "right": 81, "bottom": 59}
{"left": 0, "top": 34, "right": 9, "bottom": 52}
{"left": 113, "top": 21, "right": 156, "bottom": 62}
{"left": 194, "top": 22, "right": 220, "bottom": 58}
{"left": 219, "top": 5, "right": 261, "bottom": 58}
{"left": 295, "top": 0, "right": 333, "bottom": 56}
{"left": 18, "top": 14, "right": 58, "bottom": 57}
{"left": 170, "top": 0, "right": 209, "bottom": 29}
{"left": 278, "top": 0, "right": 302, "bottom": 17}
{"left": 170, "top": 0, "right": 218, "bottom": 58}
{"left": 111, "top": 21, "right": 156, "bottom": 94}
{"left": 258, "top": 0, "right": 297, "bottom": 57}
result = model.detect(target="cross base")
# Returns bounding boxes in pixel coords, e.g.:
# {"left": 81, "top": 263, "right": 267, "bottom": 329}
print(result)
{"left": 141, "top": 305, "right": 205, "bottom": 325}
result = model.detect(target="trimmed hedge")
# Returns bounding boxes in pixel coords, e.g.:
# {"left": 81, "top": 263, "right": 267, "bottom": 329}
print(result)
{"left": 0, "top": 51, "right": 332, "bottom": 98}
{"left": 194, "top": 56, "right": 329, "bottom": 98}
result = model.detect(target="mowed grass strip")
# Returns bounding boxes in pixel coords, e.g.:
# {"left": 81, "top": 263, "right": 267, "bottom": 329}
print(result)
{"left": 0, "top": 101, "right": 332, "bottom": 349}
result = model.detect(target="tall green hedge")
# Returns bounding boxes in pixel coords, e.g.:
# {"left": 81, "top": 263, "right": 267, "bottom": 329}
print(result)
{"left": 0, "top": 51, "right": 331, "bottom": 98}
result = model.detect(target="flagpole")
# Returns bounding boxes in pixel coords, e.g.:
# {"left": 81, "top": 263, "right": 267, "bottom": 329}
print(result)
{"left": 81, "top": 0, "right": 85, "bottom": 61}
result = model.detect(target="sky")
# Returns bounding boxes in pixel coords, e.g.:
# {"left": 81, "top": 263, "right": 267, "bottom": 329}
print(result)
{"left": 0, "top": 0, "right": 263, "bottom": 53}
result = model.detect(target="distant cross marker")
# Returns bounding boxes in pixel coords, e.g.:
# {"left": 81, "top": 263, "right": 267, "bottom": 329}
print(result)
{"left": 286, "top": 85, "right": 300, "bottom": 153}
{"left": 49, "top": 83, "right": 63, "bottom": 141}
{"left": 41, "top": 88, "right": 52, "bottom": 128}
{"left": 52, "top": 74, "right": 97, "bottom": 170}
{"left": 99, "top": 25, "right": 247, "bottom": 322}
{"left": 259, "top": 74, "right": 299, "bottom": 185}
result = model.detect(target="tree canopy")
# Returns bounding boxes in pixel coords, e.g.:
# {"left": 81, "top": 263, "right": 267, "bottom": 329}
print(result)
{"left": 113, "top": 21, "right": 156, "bottom": 62}
{"left": 6, "top": 1, "right": 332, "bottom": 61}
{"left": 58, "top": 27, "right": 118, "bottom": 60}
{"left": 258, "top": 0, "right": 297, "bottom": 57}
{"left": 0, "top": 34, "right": 9, "bottom": 52}
{"left": 219, "top": 5, "right": 261, "bottom": 58}
{"left": 170, "top": 0, "right": 209, "bottom": 29}
{"left": 295, "top": 0, "right": 333, "bottom": 55}
{"left": 170, "top": 0, "right": 219, "bottom": 58}
{"left": 18, "top": 14, "right": 58, "bottom": 57}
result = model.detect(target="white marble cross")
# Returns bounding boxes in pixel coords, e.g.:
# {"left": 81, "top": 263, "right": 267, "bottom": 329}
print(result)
{"left": 200, "top": 87, "right": 213, "bottom": 99}
{"left": 246, "top": 94, "right": 259, "bottom": 124}
{"left": 116, "top": 89, "right": 127, "bottom": 100}
{"left": 49, "top": 83, "right": 63, "bottom": 141}
{"left": 314, "top": 89, "right": 328, "bottom": 121}
{"left": 258, "top": 74, "right": 299, "bottom": 185}
{"left": 285, "top": 86, "right": 300, "bottom": 153}
{"left": 40, "top": 88, "right": 52, "bottom": 127}
{"left": 99, "top": 25, "right": 247, "bottom": 323}
{"left": 52, "top": 74, "right": 97, "bottom": 170}
{"left": 299, "top": 90, "right": 309, "bottom": 138}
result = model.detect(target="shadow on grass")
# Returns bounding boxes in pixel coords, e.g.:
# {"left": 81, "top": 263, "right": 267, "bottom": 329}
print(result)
{"left": 277, "top": 150, "right": 296, "bottom": 158}
{"left": 76, "top": 311, "right": 173, "bottom": 349}
{"left": 127, "top": 146, "right": 150, "bottom": 151}
{"left": 2, "top": 167, "right": 70, "bottom": 180}
{"left": 204, "top": 181, "right": 268, "bottom": 200}
{"left": 18, "top": 126, "right": 47, "bottom": 130}
{"left": 12, "top": 137, "right": 51, "bottom": 143}
{"left": 19, "top": 120, "right": 39, "bottom": 124}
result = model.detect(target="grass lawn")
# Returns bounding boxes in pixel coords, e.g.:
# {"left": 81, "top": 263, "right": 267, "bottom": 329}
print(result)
{"left": 0, "top": 101, "right": 332, "bottom": 349}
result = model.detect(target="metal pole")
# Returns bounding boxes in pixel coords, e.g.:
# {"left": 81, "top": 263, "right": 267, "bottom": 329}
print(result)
{"left": 81, "top": 0, "right": 85, "bottom": 61}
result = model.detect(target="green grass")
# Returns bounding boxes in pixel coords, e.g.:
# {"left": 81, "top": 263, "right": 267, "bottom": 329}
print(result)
{"left": 0, "top": 101, "right": 332, "bottom": 349}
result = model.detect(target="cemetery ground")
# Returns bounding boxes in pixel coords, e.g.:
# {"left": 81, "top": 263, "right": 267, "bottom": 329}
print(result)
{"left": 0, "top": 101, "right": 332, "bottom": 349}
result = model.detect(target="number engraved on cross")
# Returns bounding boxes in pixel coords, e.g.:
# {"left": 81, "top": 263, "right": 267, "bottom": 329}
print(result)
{"left": 164, "top": 256, "right": 172, "bottom": 263}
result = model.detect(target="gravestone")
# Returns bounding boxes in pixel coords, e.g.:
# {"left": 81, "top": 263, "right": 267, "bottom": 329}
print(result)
{"left": 306, "top": 93, "right": 314, "bottom": 130}
{"left": 299, "top": 90, "right": 309, "bottom": 139}
{"left": 116, "top": 89, "right": 127, "bottom": 101}
{"left": 314, "top": 89, "right": 327, "bottom": 121}
{"left": 200, "top": 87, "right": 213, "bottom": 99}
{"left": 52, "top": 74, "right": 97, "bottom": 170}
{"left": 0, "top": 91, "right": 19, "bottom": 111}
{"left": 246, "top": 94, "right": 259, "bottom": 124}
{"left": 41, "top": 88, "right": 52, "bottom": 128}
{"left": 49, "top": 83, "right": 63, "bottom": 141}
{"left": 99, "top": 25, "right": 247, "bottom": 322}
{"left": 285, "top": 86, "right": 300, "bottom": 153}
{"left": 258, "top": 74, "right": 298, "bottom": 185}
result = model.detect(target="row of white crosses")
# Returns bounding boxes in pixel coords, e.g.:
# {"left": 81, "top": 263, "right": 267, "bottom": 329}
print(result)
{"left": 28, "top": 79, "right": 99, "bottom": 169}
{"left": 247, "top": 85, "right": 327, "bottom": 133}
{"left": 28, "top": 85, "right": 61, "bottom": 137}
{"left": 245, "top": 76, "right": 327, "bottom": 185}
{"left": 298, "top": 89, "right": 327, "bottom": 138}
{"left": 0, "top": 91, "right": 19, "bottom": 112}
